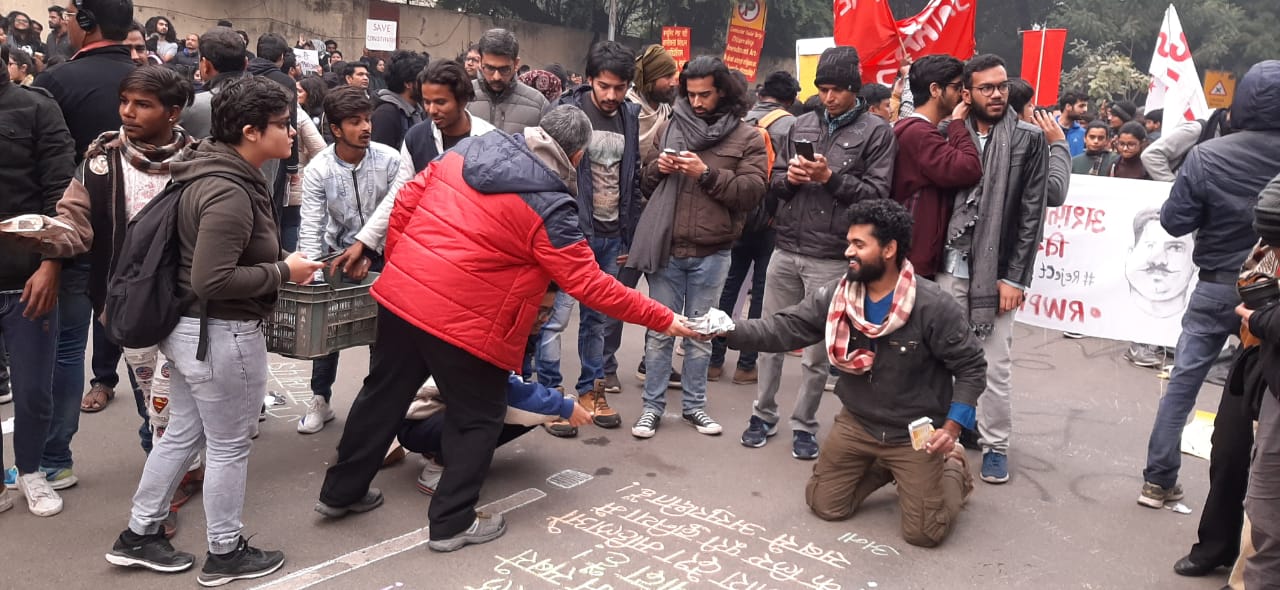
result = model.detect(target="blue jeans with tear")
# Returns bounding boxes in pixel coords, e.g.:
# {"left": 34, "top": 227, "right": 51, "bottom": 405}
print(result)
{"left": 536, "top": 236, "right": 622, "bottom": 394}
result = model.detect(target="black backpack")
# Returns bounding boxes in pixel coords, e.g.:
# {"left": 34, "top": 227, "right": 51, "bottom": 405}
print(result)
{"left": 104, "top": 173, "right": 236, "bottom": 360}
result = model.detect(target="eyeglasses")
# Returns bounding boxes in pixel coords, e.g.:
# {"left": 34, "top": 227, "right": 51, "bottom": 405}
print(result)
{"left": 465, "top": 56, "right": 480, "bottom": 64}
{"left": 971, "top": 82, "right": 1011, "bottom": 97}
{"left": 1116, "top": 141, "right": 1142, "bottom": 150}
{"left": 943, "top": 82, "right": 964, "bottom": 91}
{"left": 481, "top": 63, "right": 514, "bottom": 76}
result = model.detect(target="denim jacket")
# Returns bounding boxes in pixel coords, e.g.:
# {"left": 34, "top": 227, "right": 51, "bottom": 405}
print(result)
{"left": 299, "top": 142, "right": 403, "bottom": 260}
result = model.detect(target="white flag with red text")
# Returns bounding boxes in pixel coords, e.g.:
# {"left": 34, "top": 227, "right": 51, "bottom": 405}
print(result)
{"left": 1146, "top": 5, "right": 1210, "bottom": 132}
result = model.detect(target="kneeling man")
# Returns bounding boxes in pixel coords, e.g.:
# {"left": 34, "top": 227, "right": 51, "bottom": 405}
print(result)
{"left": 720, "top": 199, "right": 985, "bottom": 547}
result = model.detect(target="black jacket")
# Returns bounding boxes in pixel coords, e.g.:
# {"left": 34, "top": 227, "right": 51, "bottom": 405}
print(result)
{"left": 771, "top": 109, "right": 897, "bottom": 260}
{"left": 33, "top": 44, "right": 136, "bottom": 163}
{"left": 0, "top": 82, "right": 75, "bottom": 290}
{"left": 555, "top": 85, "right": 643, "bottom": 247}
{"left": 943, "top": 117, "right": 1050, "bottom": 287}
{"left": 371, "top": 89, "right": 424, "bottom": 151}
{"left": 1161, "top": 60, "right": 1280, "bottom": 273}
{"left": 725, "top": 277, "right": 986, "bottom": 444}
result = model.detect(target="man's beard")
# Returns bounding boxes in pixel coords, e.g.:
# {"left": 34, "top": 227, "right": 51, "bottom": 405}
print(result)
{"left": 973, "top": 101, "right": 1006, "bottom": 125}
{"left": 846, "top": 257, "right": 887, "bottom": 283}
{"left": 647, "top": 86, "right": 676, "bottom": 105}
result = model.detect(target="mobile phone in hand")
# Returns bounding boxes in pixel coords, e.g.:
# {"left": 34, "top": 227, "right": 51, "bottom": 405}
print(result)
{"left": 662, "top": 148, "right": 680, "bottom": 157}
{"left": 794, "top": 140, "right": 816, "bottom": 161}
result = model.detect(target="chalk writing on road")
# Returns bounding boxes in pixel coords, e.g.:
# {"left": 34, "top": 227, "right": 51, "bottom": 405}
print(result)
{"left": 465, "top": 481, "right": 890, "bottom": 590}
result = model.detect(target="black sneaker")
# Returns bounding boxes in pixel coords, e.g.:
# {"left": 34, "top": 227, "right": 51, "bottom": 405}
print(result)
{"left": 792, "top": 431, "right": 819, "bottom": 460}
{"left": 740, "top": 416, "right": 777, "bottom": 448}
{"left": 105, "top": 529, "right": 196, "bottom": 573}
{"left": 682, "top": 409, "right": 723, "bottom": 435}
{"left": 197, "top": 536, "right": 285, "bottom": 587}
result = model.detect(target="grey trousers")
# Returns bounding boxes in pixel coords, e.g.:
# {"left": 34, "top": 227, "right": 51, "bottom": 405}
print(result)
{"left": 753, "top": 249, "right": 847, "bottom": 434}
{"left": 936, "top": 273, "right": 1016, "bottom": 455}
{"left": 1246, "top": 393, "right": 1280, "bottom": 587}
{"left": 127, "top": 317, "right": 267, "bottom": 555}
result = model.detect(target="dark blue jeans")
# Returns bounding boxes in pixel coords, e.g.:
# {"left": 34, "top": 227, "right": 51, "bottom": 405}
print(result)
{"left": 90, "top": 317, "right": 122, "bottom": 388}
{"left": 0, "top": 292, "right": 59, "bottom": 474}
{"left": 311, "top": 255, "right": 383, "bottom": 402}
{"left": 603, "top": 265, "right": 644, "bottom": 376}
{"left": 1143, "top": 281, "right": 1240, "bottom": 488}
{"left": 536, "top": 236, "right": 622, "bottom": 393}
{"left": 44, "top": 266, "right": 92, "bottom": 470}
{"left": 711, "top": 229, "right": 774, "bottom": 370}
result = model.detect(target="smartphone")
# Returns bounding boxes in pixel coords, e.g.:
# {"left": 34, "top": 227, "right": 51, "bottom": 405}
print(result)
{"left": 315, "top": 251, "right": 343, "bottom": 264}
{"left": 662, "top": 148, "right": 680, "bottom": 157}
{"left": 794, "top": 140, "right": 816, "bottom": 161}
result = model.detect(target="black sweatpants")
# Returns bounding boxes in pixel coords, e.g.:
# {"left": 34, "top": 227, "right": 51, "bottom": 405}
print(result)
{"left": 1188, "top": 383, "right": 1255, "bottom": 566}
{"left": 319, "top": 305, "right": 508, "bottom": 539}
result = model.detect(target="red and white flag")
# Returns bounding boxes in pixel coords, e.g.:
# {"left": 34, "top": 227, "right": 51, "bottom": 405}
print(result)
{"left": 1146, "top": 5, "right": 1209, "bottom": 132}
{"left": 833, "top": 0, "right": 900, "bottom": 83}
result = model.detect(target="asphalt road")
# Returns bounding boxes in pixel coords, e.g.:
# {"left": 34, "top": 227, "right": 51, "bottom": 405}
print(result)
{"left": 1, "top": 319, "right": 1231, "bottom": 589}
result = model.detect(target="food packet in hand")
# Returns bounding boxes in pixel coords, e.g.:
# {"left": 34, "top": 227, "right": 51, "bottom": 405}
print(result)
{"left": 685, "top": 308, "right": 736, "bottom": 335}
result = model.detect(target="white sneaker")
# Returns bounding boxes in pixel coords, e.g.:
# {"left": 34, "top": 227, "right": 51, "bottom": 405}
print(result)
{"left": 0, "top": 487, "right": 12, "bottom": 513}
{"left": 416, "top": 458, "right": 445, "bottom": 496}
{"left": 297, "top": 395, "right": 336, "bottom": 434}
{"left": 18, "top": 471, "right": 62, "bottom": 516}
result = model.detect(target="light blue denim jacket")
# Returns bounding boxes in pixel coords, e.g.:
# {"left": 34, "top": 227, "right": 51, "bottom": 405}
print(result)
{"left": 298, "top": 142, "right": 403, "bottom": 260}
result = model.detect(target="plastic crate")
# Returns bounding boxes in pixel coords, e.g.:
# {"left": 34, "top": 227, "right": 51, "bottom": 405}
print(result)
{"left": 266, "top": 272, "right": 379, "bottom": 359}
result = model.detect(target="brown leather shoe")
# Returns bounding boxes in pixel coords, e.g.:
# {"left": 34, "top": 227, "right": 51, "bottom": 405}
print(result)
{"left": 543, "top": 419, "right": 578, "bottom": 438}
{"left": 581, "top": 380, "right": 621, "bottom": 428}
{"left": 707, "top": 366, "right": 723, "bottom": 381}
{"left": 732, "top": 367, "right": 758, "bottom": 384}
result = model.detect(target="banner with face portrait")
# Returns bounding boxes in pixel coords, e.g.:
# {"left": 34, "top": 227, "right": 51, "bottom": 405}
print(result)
{"left": 1015, "top": 175, "right": 1196, "bottom": 348}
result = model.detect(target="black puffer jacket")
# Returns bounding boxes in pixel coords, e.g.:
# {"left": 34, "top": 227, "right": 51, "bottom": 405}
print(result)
{"left": 770, "top": 109, "right": 896, "bottom": 260}
{"left": 1161, "top": 60, "right": 1280, "bottom": 273}
{"left": 0, "top": 82, "right": 75, "bottom": 291}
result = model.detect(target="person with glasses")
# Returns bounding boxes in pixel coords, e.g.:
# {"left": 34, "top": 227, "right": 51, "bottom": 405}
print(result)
{"left": 889, "top": 54, "right": 982, "bottom": 281}
{"left": 465, "top": 28, "right": 550, "bottom": 134}
{"left": 458, "top": 42, "right": 480, "bottom": 79}
{"left": 1107, "top": 121, "right": 1151, "bottom": 180}
{"left": 105, "top": 75, "right": 323, "bottom": 585}
{"left": 935, "top": 54, "right": 1049, "bottom": 486}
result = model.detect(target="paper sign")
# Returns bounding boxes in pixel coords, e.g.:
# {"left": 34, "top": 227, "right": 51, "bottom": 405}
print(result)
{"left": 365, "top": 19, "right": 398, "bottom": 52}
{"left": 661, "top": 26, "right": 691, "bottom": 71}
{"left": 1016, "top": 175, "right": 1194, "bottom": 348}
{"left": 293, "top": 48, "right": 320, "bottom": 73}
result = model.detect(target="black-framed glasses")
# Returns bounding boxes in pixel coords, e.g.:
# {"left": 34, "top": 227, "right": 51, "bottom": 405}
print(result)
{"left": 1116, "top": 141, "right": 1141, "bottom": 150}
{"left": 481, "top": 63, "right": 513, "bottom": 76}
{"left": 971, "top": 82, "right": 1011, "bottom": 97}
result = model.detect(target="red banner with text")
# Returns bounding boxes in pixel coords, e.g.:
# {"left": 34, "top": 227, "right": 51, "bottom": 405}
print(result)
{"left": 723, "top": 0, "right": 768, "bottom": 81}
{"left": 1020, "top": 28, "right": 1068, "bottom": 108}
{"left": 662, "top": 26, "right": 691, "bottom": 71}
{"left": 838, "top": 0, "right": 978, "bottom": 86}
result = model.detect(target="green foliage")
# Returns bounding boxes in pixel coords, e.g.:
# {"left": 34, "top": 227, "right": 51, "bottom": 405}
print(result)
{"left": 1059, "top": 40, "right": 1152, "bottom": 103}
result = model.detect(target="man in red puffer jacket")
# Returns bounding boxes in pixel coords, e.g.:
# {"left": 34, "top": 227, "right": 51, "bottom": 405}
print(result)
{"left": 316, "top": 105, "right": 697, "bottom": 552}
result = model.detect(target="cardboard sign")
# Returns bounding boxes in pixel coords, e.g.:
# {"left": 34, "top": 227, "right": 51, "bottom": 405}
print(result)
{"left": 365, "top": 19, "right": 398, "bottom": 52}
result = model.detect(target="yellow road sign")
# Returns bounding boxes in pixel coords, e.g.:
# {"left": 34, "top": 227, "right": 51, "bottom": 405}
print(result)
{"left": 1204, "top": 70, "right": 1235, "bottom": 109}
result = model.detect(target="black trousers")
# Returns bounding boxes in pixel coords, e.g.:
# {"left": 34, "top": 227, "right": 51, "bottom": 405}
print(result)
{"left": 399, "top": 414, "right": 534, "bottom": 463}
{"left": 319, "top": 305, "right": 508, "bottom": 539}
{"left": 1188, "top": 383, "right": 1255, "bottom": 566}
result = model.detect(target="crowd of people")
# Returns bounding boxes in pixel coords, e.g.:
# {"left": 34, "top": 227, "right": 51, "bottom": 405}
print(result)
{"left": 4, "top": 0, "right": 1280, "bottom": 587}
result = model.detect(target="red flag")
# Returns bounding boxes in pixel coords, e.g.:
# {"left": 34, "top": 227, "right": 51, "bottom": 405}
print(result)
{"left": 854, "top": 0, "right": 979, "bottom": 86}
{"left": 833, "top": 0, "right": 900, "bottom": 80}
{"left": 1021, "top": 28, "right": 1068, "bottom": 107}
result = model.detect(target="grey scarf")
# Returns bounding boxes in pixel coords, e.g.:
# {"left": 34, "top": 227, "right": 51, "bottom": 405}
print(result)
{"left": 627, "top": 100, "right": 741, "bottom": 273}
{"left": 946, "top": 113, "right": 1017, "bottom": 338}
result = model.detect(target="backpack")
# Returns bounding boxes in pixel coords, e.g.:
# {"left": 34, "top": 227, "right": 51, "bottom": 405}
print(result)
{"left": 753, "top": 108, "right": 791, "bottom": 180}
{"left": 743, "top": 108, "right": 792, "bottom": 233}
{"left": 103, "top": 173, "right": 237, "bottom": 360}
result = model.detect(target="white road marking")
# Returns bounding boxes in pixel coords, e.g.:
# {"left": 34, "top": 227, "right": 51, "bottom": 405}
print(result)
{"left": 249, "top": 488, "right": 547, "bottom": 590}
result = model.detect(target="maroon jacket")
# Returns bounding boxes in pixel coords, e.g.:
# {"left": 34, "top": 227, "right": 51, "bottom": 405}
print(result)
{"left": 891, "top": 115, "right": 983, "bottom": 277}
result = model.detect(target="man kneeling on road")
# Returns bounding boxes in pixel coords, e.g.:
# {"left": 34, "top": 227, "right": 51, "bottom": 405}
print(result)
{"left": 717, "top": 199, "right": 985, "bottom": 547}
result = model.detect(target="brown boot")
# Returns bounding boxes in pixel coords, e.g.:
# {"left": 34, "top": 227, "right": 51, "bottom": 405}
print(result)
{"left": 544, "top": 419, "right": 578, "bottom": 438}
{"left": 581, "top": 379, "right": 621, "bottom": 428}
{"left": 707, "top": 365, "right": 723, "bottom": 381}
{"left": 732, "top": 367, "right": 758, "bottom": 384}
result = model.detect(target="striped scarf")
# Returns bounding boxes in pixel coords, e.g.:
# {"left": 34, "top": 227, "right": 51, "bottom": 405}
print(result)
{"left": 86, "top": 127, "right": 191, "bottom": 174}
{"left": 826, "top": 261, "right": 918, "bottom": 375}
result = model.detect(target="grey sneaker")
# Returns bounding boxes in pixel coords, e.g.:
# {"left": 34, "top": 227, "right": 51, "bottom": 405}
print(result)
{"left": 427, "top": 512, "right": 506, "bottom": 553}
{"left": 1124, "top": 344, "right": 1165, "bottom": 368}
{"left": 1138, "top": 481, "right": 1184, "bottom": 509}
{"left": 314, "top": 488, "right": 384, "bottom": 518}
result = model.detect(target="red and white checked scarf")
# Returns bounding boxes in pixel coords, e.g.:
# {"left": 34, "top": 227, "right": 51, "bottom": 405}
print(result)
{"left": 826, "top": 261, "right": 917, "bottom": 374}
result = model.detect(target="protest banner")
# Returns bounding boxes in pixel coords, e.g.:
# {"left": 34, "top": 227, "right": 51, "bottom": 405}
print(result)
{"left": 365, "top": 19, "right": 398, "bottom": 52}
{"left": 1016, "top": 175, "right": 1194, "bottom": 348}
{"left": 836, "top": 0, "right": 978, "bottom": 86}
{"left": 293, "top": 48, "right": 320, "bottom": 74}
{"left": 723, "top": 0, "right": 767, "bottom": 81}
{"left": 661, "top": 26, "right": 691, "bottom": 71}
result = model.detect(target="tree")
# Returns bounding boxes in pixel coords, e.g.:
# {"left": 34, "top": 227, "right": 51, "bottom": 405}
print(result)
{"left": 1059, "top": 40, "right": 1151, "bottom": 103}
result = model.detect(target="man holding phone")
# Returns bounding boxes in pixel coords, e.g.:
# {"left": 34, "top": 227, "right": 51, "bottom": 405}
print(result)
{"left": 740, "top": 46, "right": 896, "bottom": 460}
